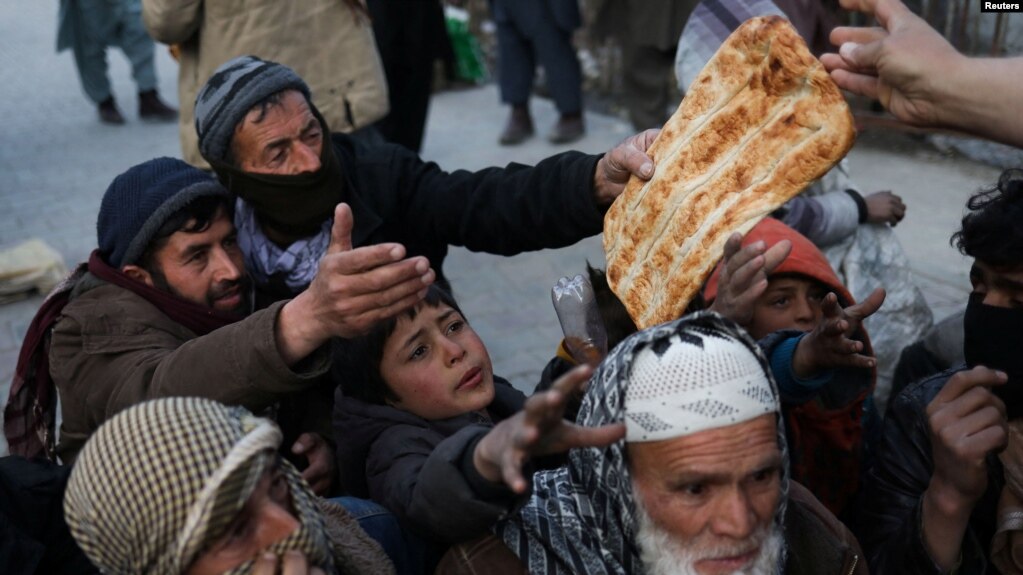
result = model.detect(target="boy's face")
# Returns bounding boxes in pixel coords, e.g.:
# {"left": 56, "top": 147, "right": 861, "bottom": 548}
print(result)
{"left": 748, "top": 276, "right": 827, "bottom": 340}
{"left": 381, "top": 303, "right": 495, "bottom": 420}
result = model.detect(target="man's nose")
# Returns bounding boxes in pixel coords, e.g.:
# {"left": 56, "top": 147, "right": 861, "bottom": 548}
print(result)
{"left": 982, "top": 289, "right": 1013, "bottom": 308}
{"left": 211, "top": 247, "right": 242, "bottom": 281}
{"left": 710, "top": 489, "right": 758, "bottom": 540}
{"left": 290, "top": 143, "right": 321, "bottom": 175}
{"left": 253, "top": 498, "right": 300, "bottom": 550}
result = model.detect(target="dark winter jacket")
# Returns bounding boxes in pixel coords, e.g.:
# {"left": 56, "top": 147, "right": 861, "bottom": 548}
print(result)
{"left": 257, "top": 133, "right": 605, "bottom": 303}
{"left": 333, "top": 379, "right": 528, "bottom": 544}
{"left": 0, "top": 456, "right": 97, "bottom": 575}
{"left": 857, "top": 365, "right": 1002, "bottom": 574}
{"left": 50, "top": 278, "right": 331, "bottom": 465}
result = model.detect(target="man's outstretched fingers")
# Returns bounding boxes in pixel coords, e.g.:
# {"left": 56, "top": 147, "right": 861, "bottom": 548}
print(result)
{"left": 326, "top": 203, "right": 355, "bottom": 255}
{"left": 331, "top": 243, "right": 409, "bottom": 275}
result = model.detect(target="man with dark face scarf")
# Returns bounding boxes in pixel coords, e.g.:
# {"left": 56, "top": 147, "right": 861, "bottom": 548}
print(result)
{"left": 857, "top": 168, "right": 1023, "bottom": 575}
{"left": 193, "top": 56, "right": 658, "bottom": 317}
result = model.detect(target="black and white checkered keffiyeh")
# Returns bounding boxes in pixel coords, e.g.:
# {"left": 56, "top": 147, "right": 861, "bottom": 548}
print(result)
{"left": 64, "top": 397, "right": 335, "bottom": 575}
{"left": 496, "top": 312, "right": 790, "bottom": 574}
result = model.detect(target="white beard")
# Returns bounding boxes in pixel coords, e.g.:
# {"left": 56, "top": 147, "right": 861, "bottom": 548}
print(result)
{"left": 634, "top": 500, "right": 784, "bottom": 575}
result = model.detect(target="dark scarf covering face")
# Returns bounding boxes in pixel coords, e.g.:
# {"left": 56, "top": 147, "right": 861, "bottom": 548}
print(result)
{"left": 209, "top": 108, "right": 344, "bottom": 241}
{"left": 964, "top": 294, "right": 1023, "bottom": 573}
{"left": 496, "top": 312, "right": 790, "bottom": 575}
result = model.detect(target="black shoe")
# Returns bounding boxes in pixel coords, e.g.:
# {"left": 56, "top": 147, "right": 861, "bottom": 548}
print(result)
{"left": 98, "top": 97, "right": 126, "bottom": 125}
{"left": 139, "top": 89, "right": 178, "bottom": 121}
{"left": 499, "top": 107, "right": 534, "bottom": 146}
{"left": 548, "top": 114, "right": 585, "bottom": 144}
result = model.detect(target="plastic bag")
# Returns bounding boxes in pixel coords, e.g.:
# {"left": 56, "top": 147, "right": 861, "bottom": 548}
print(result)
{"left": 445, "top": 6, "right": 487, "bottom": 84}
{"left": 551, "top": 274, "right": 608, "bottom": 366}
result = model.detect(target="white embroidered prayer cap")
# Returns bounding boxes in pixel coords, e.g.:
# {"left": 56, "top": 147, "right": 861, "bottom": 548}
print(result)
{"left": 623, "top": 326, "right": 778, "bottom": 442}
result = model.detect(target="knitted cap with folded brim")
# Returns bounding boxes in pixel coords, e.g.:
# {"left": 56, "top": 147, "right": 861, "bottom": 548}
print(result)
{"left": 194, "top": 55, "right": 312, "bottom": 163}
{"left": 63, "top": 398, "right": 282, "bottom": 575}
{"left": 97, "top": 157, "right": 229, "bottom": 268}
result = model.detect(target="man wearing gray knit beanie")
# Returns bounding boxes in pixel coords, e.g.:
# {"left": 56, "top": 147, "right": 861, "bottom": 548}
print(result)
{"left": 11, "top": 157, "right": 415, "bottom": 499}
{"left": 193, "top": 55, "right": 661, "bottom": 319}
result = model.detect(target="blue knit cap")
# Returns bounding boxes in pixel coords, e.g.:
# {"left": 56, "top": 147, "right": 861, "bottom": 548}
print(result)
{"left": 97, "top": 158, "right": 230, "bottom": 268}
{"left": 194, "top": 55, "right": 312, "bottom": 163}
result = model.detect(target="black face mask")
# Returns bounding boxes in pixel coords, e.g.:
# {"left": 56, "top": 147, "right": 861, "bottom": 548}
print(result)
{"left": 963, "top": 293, "right": 1023, "bottom": 418}
{"left": 210, "top": 113, "right": 344, "bottom": 241}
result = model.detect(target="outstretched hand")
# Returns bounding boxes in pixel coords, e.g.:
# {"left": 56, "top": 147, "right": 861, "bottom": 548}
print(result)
{"left": 865, "top": 190, "right": 906, "bottom": 226}
{"left": 593, "top": 129, "right": 659, "bottom": 206}
{"left": 277, "top": 203, "right": 436, "bottom": 364}
{"left": 792, "top": 288, "right": 886, "bottom": 378}
{"left": 819, "top": 0, "right": 962, "bottom": 129}
{"left": 473, "top": 365, "right": 626, "bottom": 493}
{"left": 710, "top": 233, "right": 792, "bottom": 327}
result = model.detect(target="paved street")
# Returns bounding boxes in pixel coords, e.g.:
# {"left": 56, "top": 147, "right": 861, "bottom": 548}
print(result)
{"left": 0, "top": 0, "right": 1004, "bottom": 456}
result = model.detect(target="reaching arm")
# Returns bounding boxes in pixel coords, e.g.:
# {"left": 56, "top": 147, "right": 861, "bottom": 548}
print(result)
{"left": 820, "top": 0, "right": 1023, "bottom": 147}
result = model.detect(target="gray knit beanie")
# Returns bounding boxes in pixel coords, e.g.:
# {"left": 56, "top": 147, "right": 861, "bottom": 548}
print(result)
{"left": 194, "top": 55, "right": 312, "bottom": 163}
{"left": 97, "top": 157, "right": 229, "bottom": 268}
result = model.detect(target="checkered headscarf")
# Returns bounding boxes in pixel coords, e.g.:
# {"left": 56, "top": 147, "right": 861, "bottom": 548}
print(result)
{"left": 497, "top": 312, "right": 790, "bottom": 574}
{"left": 64, "top": 397, "right": 334, "bottom": 574}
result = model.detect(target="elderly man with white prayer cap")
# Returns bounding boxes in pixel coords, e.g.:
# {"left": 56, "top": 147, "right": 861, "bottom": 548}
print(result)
{"left": 496, "top": 312, "right": 868, "bottom": 575}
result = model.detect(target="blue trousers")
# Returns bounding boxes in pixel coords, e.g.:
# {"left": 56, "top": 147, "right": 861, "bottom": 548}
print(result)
{"left": 63, "top": 0, "right": 157, "bottom": 104}
{"left": 491, "top": 0, "right": 583, "bottom": 114}
{"left": 334, "top": 496, "right": 440, "bottom": 575}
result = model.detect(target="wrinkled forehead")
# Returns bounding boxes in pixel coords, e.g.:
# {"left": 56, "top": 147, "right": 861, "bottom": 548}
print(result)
{"left": 626, "top": 413, "right": 781, "bottom": 480}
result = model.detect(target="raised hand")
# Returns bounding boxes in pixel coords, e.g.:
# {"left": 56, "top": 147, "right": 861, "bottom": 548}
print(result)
{"left": 291, "top": 432, "right": 335, "bottom": 495}
{"left": 276, "top": 203, "right": 435, "bottom": 364}
{"left": 473, "top": 365, "right": 626, "bottom": 493}
{"left": 819, "top": 0, "right": 963, "bottom": 129}
{"left": 865, "top": 190, "right": 906, "bottom": 226}
{"left": 792, "top": 288, "right": 885, "bottom": 378}
{"left": 593, "top": 129, "right": 659, "bottom": 206}
{"left": 922, "top": 366, "right": 1008, "bottom": 569}
{"left": 710, "top": 232, "right": 792, "bottom": 327}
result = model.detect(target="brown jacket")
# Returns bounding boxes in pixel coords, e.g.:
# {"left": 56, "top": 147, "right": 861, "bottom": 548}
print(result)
{"left": 50, "top": 280, "right": 329, "bottom": 464}
{"left": 141, "top": 0, "right": 389, "bottom": 169}
{"left": 786, "top": 481, "right": 869, "bottom": 575}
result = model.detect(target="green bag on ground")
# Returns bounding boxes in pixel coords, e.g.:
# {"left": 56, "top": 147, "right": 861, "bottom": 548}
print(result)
{"left": 445, "top": 7, "right": 487, "bottom": 84}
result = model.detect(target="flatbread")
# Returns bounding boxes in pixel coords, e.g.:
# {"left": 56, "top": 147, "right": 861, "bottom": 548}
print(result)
{"left": 604, "top": 16, "right": 855, "bottom": 329}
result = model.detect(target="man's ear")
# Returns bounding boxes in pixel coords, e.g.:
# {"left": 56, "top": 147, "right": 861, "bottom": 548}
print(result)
{"left": 121, "top": 264, "right": 155, "bottom": 287}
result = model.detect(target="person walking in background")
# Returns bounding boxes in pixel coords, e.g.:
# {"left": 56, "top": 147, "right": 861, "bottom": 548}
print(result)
{"left": 367, "top": 0, "right": 451, "bottom": 153}
{"left": 142, "top": 0, "right": 389, "bottom": 169}
{"left": 490, "top": 0, "right": 586, "bottom": 145}
{"left": 57, "top": 0, "right": 177, "bottom": 125}
{"left": 593, "top": 0, "right": 696, "bottom": 131}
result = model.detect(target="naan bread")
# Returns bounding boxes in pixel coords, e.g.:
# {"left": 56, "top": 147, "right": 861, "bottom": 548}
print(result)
{"left": 604, "top": 16, "right": 854, "bottom": 329}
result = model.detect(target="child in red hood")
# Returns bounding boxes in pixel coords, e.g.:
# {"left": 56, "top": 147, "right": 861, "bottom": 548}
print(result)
{"left": 705, "top": 217, "right": 884, "bottom": 521}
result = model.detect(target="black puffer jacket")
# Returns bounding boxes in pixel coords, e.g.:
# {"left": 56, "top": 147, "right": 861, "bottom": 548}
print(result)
{"left": 333, "top": 379, "right": 528, "bottom": 544}
{"left": 856, "top": 365, "right": 1003, "bottom": 574}
{"left": 257, "top": 133, "right": 605, "bottom": 303}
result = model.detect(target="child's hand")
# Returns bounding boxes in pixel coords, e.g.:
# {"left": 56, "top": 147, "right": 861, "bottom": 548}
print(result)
{"left": 792, "top": 288, "right": 886, "bottom": 378}
{"left": 865, "top": 190, "right": 907, "bottom": 226}
{"left": 710, "top": 232, "right": 792, "bottom": 326}
{"left": 473, "top": 365, "right": 625, "bottom": 493}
